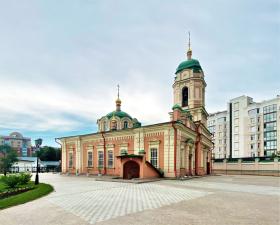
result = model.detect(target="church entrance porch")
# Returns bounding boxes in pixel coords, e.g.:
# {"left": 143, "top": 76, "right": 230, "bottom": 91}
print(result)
{"left": 123, "top": 161, "right": 140, "bottom": 179}
{"left": 116, "top": 154, "right": 161, "bottom": 179}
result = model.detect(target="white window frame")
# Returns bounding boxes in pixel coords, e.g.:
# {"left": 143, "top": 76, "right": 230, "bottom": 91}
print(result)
{"left": 150, "top": 148, "right": 158, "bottom": 168}
{"left": 69, "top": 152, "right": 73, "bottom": 168}
{"left": 107, "top": 150, "right": 114, "bottom": 168}
{"left": 148, "top": 140, "right": 160, "bottom": 168}
{"left": 87, "top": 151, "right": 93, "bottom": 167}
{"left": 98, "top": 151, "right": 104, "bottom": 168}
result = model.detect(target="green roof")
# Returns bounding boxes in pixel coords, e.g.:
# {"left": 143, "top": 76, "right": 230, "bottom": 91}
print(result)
{"left": 106, "top": 111, "right": 132, "bottom": 119}
{"left": 172, "top": 104, "right": 182, "bottom": 110}
{"left": 175, "top": 59, "right": 202, "bottom": 74}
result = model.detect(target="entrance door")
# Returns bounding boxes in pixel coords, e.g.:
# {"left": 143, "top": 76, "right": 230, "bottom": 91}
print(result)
{"left": 123, "top": 161, "right": 140, "bottom": 179}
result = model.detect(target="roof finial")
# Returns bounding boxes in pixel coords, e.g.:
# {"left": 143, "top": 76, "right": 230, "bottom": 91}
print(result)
{"left": 187, "top": 31, "right": 192, "bottom": 60}
{"left": 116, "top": 84, "right": 121, "bottom": 111}
{"left": 188, "top": 31, "right": 191, "bottom": 51}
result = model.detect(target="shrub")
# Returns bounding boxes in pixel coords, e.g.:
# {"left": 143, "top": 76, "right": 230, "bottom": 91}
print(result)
{"left": 18, "top": 173, "right": 32, "bottom": 185}
{"left": 0, "top": 173, "right": 32, "bottom": 189}
{"left": 1, "top": 175, "right": 20, "bottom": 189}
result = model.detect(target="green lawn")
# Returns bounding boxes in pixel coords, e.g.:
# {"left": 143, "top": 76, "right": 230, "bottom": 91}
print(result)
{"left": 0, "top": 182, "right": 54, "bottom": 210}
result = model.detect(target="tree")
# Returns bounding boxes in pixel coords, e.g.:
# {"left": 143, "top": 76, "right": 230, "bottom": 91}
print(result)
{"left": 33, "top": 146, "right": 61, "bottom": 161}
{"left": 0, "top": 145, "right": 18, "bottom": 176}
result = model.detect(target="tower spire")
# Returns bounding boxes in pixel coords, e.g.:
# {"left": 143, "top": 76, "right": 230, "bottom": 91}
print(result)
{"left": 188, "top": 31, "right": 191, "bottom": 51}
{"left": 116, "top": 84, "right": 121, "bottom": 111}
{"left": 187, "top": 31, "right": 192, "bottom": 60}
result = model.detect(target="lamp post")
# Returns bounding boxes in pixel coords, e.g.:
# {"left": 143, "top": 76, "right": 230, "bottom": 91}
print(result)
{"left": 34, "top": 138, "right": 42, "bottom": 185}
{"left": 35, "top": 155, "right": 39, "bottom": 185}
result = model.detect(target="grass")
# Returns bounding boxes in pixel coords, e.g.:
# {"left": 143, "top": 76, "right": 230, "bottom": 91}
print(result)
{"left": 0, "top": 182, "right": 54, "bottom": 210}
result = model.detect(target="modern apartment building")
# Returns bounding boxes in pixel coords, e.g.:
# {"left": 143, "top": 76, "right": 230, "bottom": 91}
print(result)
{"left": 208, "top": 95, "right": 280, "bottom": 158}
{"left": 208, "top": 111, "right": 228, "bottom": 159}
{"left": 0, "top": 132, "right": 32, "bottom": 157}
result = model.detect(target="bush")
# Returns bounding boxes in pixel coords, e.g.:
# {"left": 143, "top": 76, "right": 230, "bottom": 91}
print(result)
{"left": 0, "top": 173, "right": 32, "bottom": 189}
{"left": 18, "top": 173, "right": 32, "bottom": 185}
{"left": 1, "top": 175, "right": 20, "bottom": 189}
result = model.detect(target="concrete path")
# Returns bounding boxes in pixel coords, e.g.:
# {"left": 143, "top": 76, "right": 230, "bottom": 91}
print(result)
{"left": 0, "top": 174, "right": 279, "bottom": 225}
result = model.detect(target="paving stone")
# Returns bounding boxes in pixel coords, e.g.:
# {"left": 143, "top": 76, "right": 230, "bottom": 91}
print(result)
{"left": 47, "top": 178, "right": 210, "bottom": 224}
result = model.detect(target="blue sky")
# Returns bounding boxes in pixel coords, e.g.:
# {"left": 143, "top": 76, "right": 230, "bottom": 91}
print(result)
{"left": 0, "top": 0, "right": 279, "bottom": 146}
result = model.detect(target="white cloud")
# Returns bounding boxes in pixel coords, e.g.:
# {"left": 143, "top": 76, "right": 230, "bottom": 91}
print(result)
{"left": 0, "top": 0, "right": 278, "bottom": 145}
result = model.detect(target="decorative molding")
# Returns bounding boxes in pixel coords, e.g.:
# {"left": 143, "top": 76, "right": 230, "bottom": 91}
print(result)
{"left": 119, "top": 142, "right": 128, "bottom": 147}
{"left": 106, "top": 144, "right": 115, "bottom": 148}
{"left": 148, "top": 140, "right": 161, "bottom": 145}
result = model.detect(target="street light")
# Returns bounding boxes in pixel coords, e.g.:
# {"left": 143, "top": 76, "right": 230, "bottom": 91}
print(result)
{"left": 34, "top": 138, "right": 42, "bottom": 185}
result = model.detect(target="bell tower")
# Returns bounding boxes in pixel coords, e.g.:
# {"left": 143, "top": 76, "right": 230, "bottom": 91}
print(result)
{"left": 172, "top": 33, "right": 208, "bottom": 125}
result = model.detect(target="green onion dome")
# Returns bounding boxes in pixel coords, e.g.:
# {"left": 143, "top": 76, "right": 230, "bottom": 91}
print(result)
{"left": 175, "top": 58, "right": 202, "bottom": 74}
{"left": 106, "top": 111, "right": 132, "bottom": 120}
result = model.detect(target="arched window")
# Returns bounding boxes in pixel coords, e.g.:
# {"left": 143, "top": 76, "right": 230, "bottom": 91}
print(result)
{"left": 111, "top": 121, "right": 117, "bottom": 130}
{"left": 182, "top": 87, "right": 188, "bottom": 107}
{"left": 124, "top": 121, "right": 128, "bottom": 129}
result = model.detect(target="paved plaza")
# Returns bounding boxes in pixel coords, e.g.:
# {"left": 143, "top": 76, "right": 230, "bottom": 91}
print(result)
{"left": 0, "top": 174, "right": 279, "bottom": 225}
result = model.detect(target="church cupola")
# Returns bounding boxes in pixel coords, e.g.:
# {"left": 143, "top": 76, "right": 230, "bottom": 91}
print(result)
{"left": 97, "top": 85, "right": 142, "bottom": 132}
{"left": 171, "top": 33, "right": 208, "bottom": 125}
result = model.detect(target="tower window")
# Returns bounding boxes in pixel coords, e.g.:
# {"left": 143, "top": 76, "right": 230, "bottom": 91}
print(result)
{"left": 182, "top": 87, "right": 188, "bottom": 107}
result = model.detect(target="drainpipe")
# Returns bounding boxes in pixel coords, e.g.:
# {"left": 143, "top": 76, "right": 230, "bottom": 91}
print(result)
{"left": 195, "top": 122, "right": 202, "bottom": 176}
{"left": 171, "top": 121, "right": 177, "bottom": 177}
{"left": 101, "top": 132, "right": 107, "bottom": 175}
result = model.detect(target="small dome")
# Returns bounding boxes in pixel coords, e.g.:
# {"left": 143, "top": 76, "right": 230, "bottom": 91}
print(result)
{"left": 106, "top": 111, "right": 132, "bottom": 120}
{"left": 176, "top": 59, "right": 202, "bottom": 74}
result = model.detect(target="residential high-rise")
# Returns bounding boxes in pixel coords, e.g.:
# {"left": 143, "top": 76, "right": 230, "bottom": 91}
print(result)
{"left": 208, "top": 111, "right": 228, "bottom": 159}
{"left": 0, "top": 132, "right": 32, "bottom": 157}
{"left": 208, "top": 95, "right": 280, "bottom": 158}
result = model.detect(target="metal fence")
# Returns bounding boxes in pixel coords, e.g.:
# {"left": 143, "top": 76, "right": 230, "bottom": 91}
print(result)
{"left": 1, "top": 166, "right": 61, "bottom": 174}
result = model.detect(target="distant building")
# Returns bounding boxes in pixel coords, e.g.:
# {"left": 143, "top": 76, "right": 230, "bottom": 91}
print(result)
{"left": 0, "top": 132, "right": 32, "bottom": 157}
{"left": 11, "top": 157, "right": 40, "bottom": 173}
{"left": 11, "top": 157, "right": 60, "bottom": 173}
{"left": 208, "top": 95, "right": 280, "bottom": 158}
{"left": 208, "top": 110, "right": 228, "bottom": 159}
